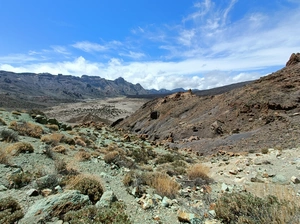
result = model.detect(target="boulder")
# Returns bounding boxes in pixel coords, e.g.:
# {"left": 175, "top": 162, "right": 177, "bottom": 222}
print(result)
{"left": 95, "top": 190, "right": 117, "bottom": 208}
{"left": 20, "top": 190, "right": 90, "bottom": 224}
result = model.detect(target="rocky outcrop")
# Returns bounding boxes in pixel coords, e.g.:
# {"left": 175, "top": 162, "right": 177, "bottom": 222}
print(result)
{"left": 117, "top": 54, "right": 300, "bottom": 155}
{"left": 20, "top": 190, "right": 90, "bottom": 223}
{"left": 286, "top": 53, "right": 300, "bottom": 66}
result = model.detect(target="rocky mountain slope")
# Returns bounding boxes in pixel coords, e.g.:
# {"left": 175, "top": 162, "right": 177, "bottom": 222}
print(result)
{"left": 117, "top": 53, "right": 300, "bottom": 155}
{"left": 0, "top": 109, "right": 300, "bottom": 223}
{"left": 0, "top": 71, "right": 148, "bottom": 109}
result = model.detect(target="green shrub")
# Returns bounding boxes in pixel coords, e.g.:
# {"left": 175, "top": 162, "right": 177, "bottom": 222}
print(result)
{"left": 67, "top": 175, "right": 104, "bottom": 204}
{"left": 129, "top": 147, "right": 156, "bottom": 164}
{"left": 63, "top": 202, "right": 131, "bottom": 224}
{"left": 0, "top": 197, "right": 24, "bottom": 224}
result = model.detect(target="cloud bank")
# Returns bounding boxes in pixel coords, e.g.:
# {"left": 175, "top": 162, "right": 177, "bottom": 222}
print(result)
{"left": 1, "top": 0, "right": 300, "bottom": 90}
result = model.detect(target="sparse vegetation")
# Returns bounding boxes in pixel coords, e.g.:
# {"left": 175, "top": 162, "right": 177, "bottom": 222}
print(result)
{"left": 52, "top": 145, "right": 67, "bottom": 154}
{"left": 261, "top": 148, "right": 269, "bottom": 154}
{"left": 6, "top": 142, "right": 34, "bottom": 155}
{"left": 0, "top": 117, "right": 6, "bottom": 125}
{"left": 46, "top": 124, "right": 59, "bottom": 131}
{"left": 74, "top": 150, "right": 91, "bottom": 161}
{"left": 9, "top": 171, "right": 33, "bottom": 188}
{"left": 0, "top": 197, "right": 24, "bottom": 224}
{"left": 9, "top": 121, "right": 43, "bottom": 138}
{"left": 145, "top": 172, "right": 180, "bottom": 199}
{"left": 0, "top": 128, "right": 18, "bottom": 142}
{"left": 187, "top": 163, "right": 210, "bottom": 181}
{"left": 67, "top": 174, "right": 104, "bottom": 204}
{"left": 63, "top": 202, "right": 131, "bottom": 224}
{"left": 0, "top": 149, "right": 10, "bottom": 165}
{"left": 41, "top": 133, "right": 64, "bottom": 145}
{"left": 215, "top": 192, "right": 300, "bottom": 224}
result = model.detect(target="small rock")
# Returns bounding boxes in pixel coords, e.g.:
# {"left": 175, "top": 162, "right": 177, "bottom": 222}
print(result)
{"left": 229, "top": 170, "right": 238, "bottom": 175}
{"left": 291, "top": 176, "right": 300, "bottom": 184}
{"left": 55, "top": 185, "right": 63, "bottom": 193}
{"left": 96, "top": 190, "right": 117, "bottom": 208}
{"left": 26, "top": 189, "right": 39, "bottom": 197}
{"left": 41, "top": 188, "right": 52, "bottom": 197}
{"left": 177, "top": 209, "right": 202, "bottom": 223}
{"left": 208, "top": 210, "right": 216, "bottom": 218}
{"left": 0, "top": 185, "right": 8, "bottom": 191}
{"left": 250, "top": 177, "right": 264, "bottom": 183}
{"left": 161, "top": 196, "right": 173, "bottom": 207}
{"left": 272, "top": 174, "right": 288, "bottom": 184}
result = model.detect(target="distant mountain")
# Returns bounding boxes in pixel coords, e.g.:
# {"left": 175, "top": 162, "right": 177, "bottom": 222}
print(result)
{"left": 0, "top": 71, "right": 149, "bottom": 109}
{"left": 148, "top": 88, "right": 186, "bottom": 94}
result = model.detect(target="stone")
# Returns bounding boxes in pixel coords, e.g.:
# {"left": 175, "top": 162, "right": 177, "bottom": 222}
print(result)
{"left": 35, "top": 115, "right": 47, "bottom": 124}
{"left": 291, "top": 176, "right": 300, "bottom": 184}
{"left": 26, "top": 189, "right": 39, "bottom": 197}
{"left": 41, "top": 188, "right": 52, "bottom": 197}
{"left": 177, "top": 209, "right": 202, "bottom": 223}
{"left": 96, "top": 190, "right": 117, "bottom": 208}
{"left": 55, "top": 185, "right": 63, "bottom": 193}
{"left": 0, "top": 184, "right": 8, "bottom": 191}
{"left": 272, "top": 174, "right": 288, "bottom": 184}
{"left": 250, "top": 177, "right": 264, "bottom": 183}
{"left": 20, "top": 190, "right": 90, "bottom": 224}
{"left": 229, "top": 170, "right": 238, "bottom": 175}
{"left": 161, "top": 196, "right": 173, "bottom": 207}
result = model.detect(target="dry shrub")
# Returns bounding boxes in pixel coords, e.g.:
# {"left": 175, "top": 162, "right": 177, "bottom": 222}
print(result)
{"left": 41, "top": 133, "right": 64, "bottom": 145}
{"left": 187, "top": 163, "right": 210, "bottom": 181}
{"left": 9, "top": 171, "right": 33, "bottom": 188}
{"left": 0, "top": 149, "right": 10, "bottom": 165}
{"left": 247, "top": 183, "right": 300, "bottom": 207}
{"left": 46, "top": 124, "right": 59, "bottom": 131}
{"left": 0, "top": 129, "right": 18, "bottom": 142}
{"left": 104, "top": 151, "right": 119, "bottom": 164}
{"left": 11, "top": 111, "right": 21, "bottom": 116}
{"left": 54, "top": 159, "right": 79, "bottom": 176}
{"left": 104, "top": 150, "right": 135, "bottom": 169}
{"left": 75, "top": 150, "right": 91, "bottom": 161}
{"left": 145, "top": 172, "right": 180, "bottom": 198}
{"left": 6, "top": 142, "right": 34, "bottom": 155}
{"left": 9, "top": 121, "right": 43, "bottom": 138}
{"left": 75, "top": 138, "right": 86, "bottom": 147}
{"left": 0, "top": 197, "right": 24, "bottom": 223}
{"left": 215, "top": 192, "right": 300, "bottom": 224}
{"left": 0, "top": 117, "right": 6, "bottom": 125}
{"left": 67, "top": 174, "right": 104, "bottom": 204}
{"left": 52, "top": 145, "right": 67, "bottom": 154}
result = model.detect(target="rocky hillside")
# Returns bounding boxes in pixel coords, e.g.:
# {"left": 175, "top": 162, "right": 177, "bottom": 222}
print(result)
{"left": 117, "top": 53, "right": 300, "bottom": 155}
{"left": 0, "top": 71, "right": 148, "bottom": 109}
{"left": 0, "top": 109, "right": 300, "bottom": 223}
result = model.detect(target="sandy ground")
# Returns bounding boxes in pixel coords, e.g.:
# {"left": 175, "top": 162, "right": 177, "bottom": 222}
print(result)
{"left": 43, "top": 97, "right": 149, "bottom": 124}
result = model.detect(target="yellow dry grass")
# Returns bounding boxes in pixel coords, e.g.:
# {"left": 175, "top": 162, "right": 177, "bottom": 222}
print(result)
{"left": 9, "top": 121, "right": 43, "bottom": 138}
{"left": 146, "top": 172, "right": 180, "bottom": 198}
{"left": 187, "top": 163, "right": 210, "bottom": 180}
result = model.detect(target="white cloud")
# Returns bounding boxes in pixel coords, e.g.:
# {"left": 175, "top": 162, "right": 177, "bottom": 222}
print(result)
{"left": 119, "top": 51, "right": 146, "bottom": 59}
{"left": 1, "top": 0, "right": 299, "bottom": 91}
{"left": 72, "top": 41, "right": 107, "bottom": 52}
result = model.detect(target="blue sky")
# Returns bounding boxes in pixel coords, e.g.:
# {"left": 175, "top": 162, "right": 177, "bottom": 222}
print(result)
{"left": 0, "top": 0, "right": 299, "bottom": 90}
